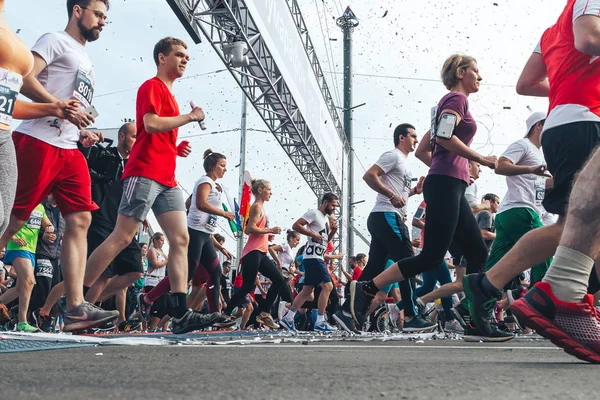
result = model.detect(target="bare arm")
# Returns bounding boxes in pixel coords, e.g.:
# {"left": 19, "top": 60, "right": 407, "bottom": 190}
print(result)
{"left": 268, "top": 245, "right": 283, "bottom": 268}
{"left": 495, "top": 157, "right": 539, "bottom": 176}
{"left": 574, "top": 14, "right": 600, "bottom": 55}
{"left": 20, "top": 54, "right": 58, "bottom": 103}
{"left": 415, "top": 130, "right": 433, "bottom": 167}
{"left": 147, "top": 248, "right": 168, "bottom": 272}
{"left": 516, "top": 52, "right": 549, "bottom": 97}
{"left": 245, "top": 204, "right": 276, "bottom": 235}
{"left": 471, "top": 202, "right": 491, "bottom": 214}
{"left": 412, "top": 218, "right": 425, "bottom": 230}
{"left": 292, "top": 218, "right": 321, "bottom": 242}
{"left": 480, "top": 230, "right": 496, "bottom": 241}
{"left": 195, "top": 182, "right": 227, "bottom": 217}
{"left": 143, "top": 112, "right": 195, "bottom": 135}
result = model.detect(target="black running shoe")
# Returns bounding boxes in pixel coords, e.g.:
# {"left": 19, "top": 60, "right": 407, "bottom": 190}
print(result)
{"left": 171, "top": 310, "right": 220, "bottom": 334}
{"left": 32, "top": 309, "right": 54, "bottom": 333}
{"left": 213, "top": 314, "right": 237, "bottom": 329}
{"left": 333, "top": 310, "right": 360, "bottom": 334}
{"left": 349, "top": 281, "right": 372, "bottom": 328}
{"left": 463, "top": 273, "right": 501, "bottom": 336}
{"left": 137, "top": 293, "right": 152, "bottom": 321}
{"left": 403, "top": 316, "right": 437, "bottom": 333}
{"left": 463, "top": 325, "right": 514, "bottom": 342}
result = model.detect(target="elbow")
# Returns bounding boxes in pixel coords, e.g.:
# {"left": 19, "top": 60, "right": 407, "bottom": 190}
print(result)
{"left": 515, "top": 81, "right": 528, "bottom": 96}
{"left": 574, "top": 36, "right": 600, "bottom": 56}
{"left": 144, "top": 121, "right": 158, "bottom": 134}
{"left": 291, "top": 223, "right": 300, "bottom": 232}
{"left": 362, "top": 172, "right": 374, "bottom": 184}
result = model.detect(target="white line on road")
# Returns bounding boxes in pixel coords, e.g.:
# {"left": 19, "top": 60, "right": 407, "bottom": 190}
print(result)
{"left": 182, "top": 344, "right": 559, "bottom": 350}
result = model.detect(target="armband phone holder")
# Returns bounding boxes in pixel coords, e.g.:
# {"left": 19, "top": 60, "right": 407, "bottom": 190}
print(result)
{"left": 435, "top": 113, "right": 457, "bottom": 139}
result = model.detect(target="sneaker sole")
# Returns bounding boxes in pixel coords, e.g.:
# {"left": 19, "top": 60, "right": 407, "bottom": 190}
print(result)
{"left": 256, "top": 318, "right": 280, "bottom": 330}
{"left": 511, "top": 299, "right": 600, "bottom": 364}
{"left": 403, "top": 324, "right": 438, "bottom": 333}
{"left": 63, "top": 312, "right": 119, "bottom": 333}
{"left": 462, "top": 334, "right": 514, "bottom": 343}
{"left": 333, "top": 313, "right": 358, "bottom": 334}
{"left": 213, "top": 321, "right": 237, "bottom": 329}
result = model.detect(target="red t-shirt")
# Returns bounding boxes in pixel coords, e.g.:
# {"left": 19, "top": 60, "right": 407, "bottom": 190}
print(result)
{"left": 122, "top": 77, "right": 180, "bottom": 187}
{"left": 352, "top": 266, "right": 363, "bottom": 281}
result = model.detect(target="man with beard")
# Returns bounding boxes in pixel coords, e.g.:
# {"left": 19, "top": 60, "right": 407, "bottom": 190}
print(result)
{"left": 0, "top": 0, "right": 118, "bottom": 332}
{"left": 280, "top": 193, "right": 339, "bottom": 333}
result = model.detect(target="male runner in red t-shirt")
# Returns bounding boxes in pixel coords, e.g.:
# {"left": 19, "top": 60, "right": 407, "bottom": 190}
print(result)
{"left": 463, "top": 0, "right": 600, "bottom": 361}
{"left": 83, "top": 37, "right": 219, "bottom": 334}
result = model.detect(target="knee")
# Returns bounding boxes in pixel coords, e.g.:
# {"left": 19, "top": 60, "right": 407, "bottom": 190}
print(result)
{"left": 129, "top": 272, "right": 144, "bottom": 282}
{"left": 171, "top": 231, "right": 189, "bottom": 250}
{"left": 18, "top": 274, "right": 35, "bottom": 289}
{"left": 322, "top": 282, "right": 333, "bottom": 292}
{"left": 65, "top": 212, "right": 92, "bottom": 234}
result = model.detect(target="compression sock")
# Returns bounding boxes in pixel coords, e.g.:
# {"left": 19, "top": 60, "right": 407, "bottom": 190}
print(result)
{"left": 171, "top": 292, "right": 188, "bottom": 319}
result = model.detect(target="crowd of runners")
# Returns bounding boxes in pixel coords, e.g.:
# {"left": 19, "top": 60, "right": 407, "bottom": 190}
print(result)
{"left": 1, "top": 0, "right": 600, "bottom": 364}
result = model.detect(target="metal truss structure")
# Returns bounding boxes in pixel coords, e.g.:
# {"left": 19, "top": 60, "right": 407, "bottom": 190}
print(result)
{"left": 167, "top": 0, "right": 350, "bottom": 255}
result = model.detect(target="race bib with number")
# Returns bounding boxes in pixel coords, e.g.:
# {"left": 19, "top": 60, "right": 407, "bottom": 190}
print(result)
{"left": 535, "top": 177, "right": 546, "bottom": 207}
{"left": 206, "top": 214, "right": 218, "bottom": 231}
{"left": 35, "top": 259, "right": 54, "bottom": 279}
{"left": 27, "top": 210, "right": 43, "bottom": 229}
{"left": 73, "top": 63, "right": 95, "bottom": 109}
{"left": 0, "top": 68, "right": 23, "bottom": 131}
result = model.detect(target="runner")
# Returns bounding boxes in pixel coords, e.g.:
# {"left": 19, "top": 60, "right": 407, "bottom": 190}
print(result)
{"left": 281, "top": 193, "right": 339, "bottom": 333}
{"left": 333, "top": 123, "right": 436, "bottom": 334}
{"left": 0, "top": 0, "right": 121, "bottom": 332}
{"left": 83, "top": 37, "right": 219, "bottom": 334}
{"left": 347, "top": 56, "right": 513, "bottom": 341}
{"left": 0, "top": 204, "right": 54, "bottom": 332}
{"left": 464, "top": 0, "right": 600, "bottom": 359}
{"left": 138, "top": 149, "right": 235, "bottom": 328}
{"left": 223, "top": 179, "right": 290, "bottom": 329}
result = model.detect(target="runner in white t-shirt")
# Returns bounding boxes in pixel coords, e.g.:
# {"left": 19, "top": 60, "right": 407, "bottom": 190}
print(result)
{"left": 281, "top": 193, "right": 339, "bottom": 333}
{"left": 0, "top": 1, "right": 118, "bottom": 332}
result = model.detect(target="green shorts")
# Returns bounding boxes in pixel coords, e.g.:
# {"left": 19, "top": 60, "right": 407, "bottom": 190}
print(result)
{"left": 485, "top": 207, "right": 551, "bottom": 287}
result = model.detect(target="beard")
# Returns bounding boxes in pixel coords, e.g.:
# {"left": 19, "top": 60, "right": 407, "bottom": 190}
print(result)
{"left": 78, "top": 19, "right": 101, "bottom": 42}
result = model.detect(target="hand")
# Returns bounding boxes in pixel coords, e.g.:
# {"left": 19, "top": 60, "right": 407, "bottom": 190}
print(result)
{"left": 54, "top": 100, "right": 80, "bottom": 119}
{"left": 411, "top": 238, "right": 421, "bottom": 248}
{"left": 189, "top": 106, "right": 205, "bottom": 122}
{"left": 177, "top": 141, "right": 192, "bottom": 157}
{"left": 221, "top": 248, "right": 233, "bottom": 260}
{"left": 44, "top": 224, "right": 55, "bottom": 234}
{"left": 390, "top": 195, "right": 406, "bottom": 209}
{"left": 270, "top": 226, "right": 282, "bottom": 235}
{"left": 67, "top": 108, "right": 95, "bottom": 129}
{"left": 480, "top": 155, "right": 498, "bottom": 170}
{"left": 10, "top": 236, "right": 27, "bottom": 247}
{"left": 142, "top": 219, "right": 150, "bottom": 233}
{"left": 79, "top": 130, "right": 100, "bottom": 148}
{"left": 222, "top": 211, "right": 235, "bottom": 221}
{"left": 415, "top": 176, "right": 425, "bottom": 194}
{"left": 529, "top": 165, "right": 551, "bottom": 177}
{"left": 276, "top": 261, "right": 282, "bottom": 270}
{"left": 329, "top": 217, "right": 338, "bottom": 230}
{"left": 43, "top": 231, "right": 57, "bottom": 243}
{"left": 267, "top": 233, "right": 276, "bottom": 242}
{"left": 312, "top": 233, "right": 323, "bottom": 243}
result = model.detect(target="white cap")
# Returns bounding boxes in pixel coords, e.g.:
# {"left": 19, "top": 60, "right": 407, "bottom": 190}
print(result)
{"left": 525, "top": 111, "right": 546, "bottom": 137}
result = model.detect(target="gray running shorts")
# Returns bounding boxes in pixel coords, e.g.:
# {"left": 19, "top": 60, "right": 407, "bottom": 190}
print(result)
{"left": 119, "top": 176, "right": 186, "bottom": 221}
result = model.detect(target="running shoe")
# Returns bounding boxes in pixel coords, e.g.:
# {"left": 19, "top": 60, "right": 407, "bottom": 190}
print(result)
{"left": 402, "top": 316, "right": 437, "bottom": 333}
{"left": 333, "top": 310, "right": 361, "bottom": 334}
{"left": 171, "top": 310, "right": 220, "bottom": 334}
{"left": 349, "top": 280, "right": 373, "bottom": 328}
{"left": 444, "top": 319, "right": 464, "bottom": 333}
{"left": 314, "top": 321, "right": 338, "bottom": 333}
{"left": 213, "top": 314, "right": 237, "bottom": 329}
{"left": 16, "top": 321, "right": 40, "bottom": 333}
{"left": 280, "top": 317, "right": 296, "bottom": 333}
{"left": 451, "top": 301, "right": 471, "bottom": 330}
{"left": 63, "top": 302, "right": 119, "bottom": 332}
{"left": 462, "top": 273, "right": 502, "bottom": 336}
{"left": 118, "top": 320, "right": 142, "bottom": 332}
{"left": 256, "top": 314, "right": 280, "bottom": 329}
{"left": 32, "top": 309, "right": 54, "bottom": 333}
{"left": 511, "top": 281, "right": 600, "bottom": 363}
{"left": 137, "top": 293, "right": 152, "bottom": 321}
{"left": 462, "top": 325, "right": 515, "bottom": 342}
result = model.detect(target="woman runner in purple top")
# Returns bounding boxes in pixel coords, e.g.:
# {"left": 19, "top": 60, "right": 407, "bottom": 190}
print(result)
{"left": 355, "top": 55, "right": 498, "bottom": 302}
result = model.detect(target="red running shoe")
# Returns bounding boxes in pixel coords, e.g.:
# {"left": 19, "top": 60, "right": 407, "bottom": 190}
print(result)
{"left": 511, "top": 281, "right": 600, "bottom": 363}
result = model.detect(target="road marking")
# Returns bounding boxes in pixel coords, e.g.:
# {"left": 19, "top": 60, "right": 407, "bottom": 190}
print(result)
{"left": 183, "top": 344, "right": 559, "bottom": 350}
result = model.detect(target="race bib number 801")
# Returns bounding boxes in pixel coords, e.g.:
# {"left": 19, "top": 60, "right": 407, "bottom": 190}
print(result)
{"left": 73, "top": 64, "right": 94, "bottom": 109}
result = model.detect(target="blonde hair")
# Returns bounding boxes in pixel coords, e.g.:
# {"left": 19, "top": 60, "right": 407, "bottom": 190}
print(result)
{"left": 441, "top": 54, "right": 477, "bottom": 90}
{"left": 251, "top": 179, "right": 269, "bottom": 196}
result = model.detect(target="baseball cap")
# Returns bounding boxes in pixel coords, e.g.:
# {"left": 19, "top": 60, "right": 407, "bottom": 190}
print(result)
{"left": 525, "top": 111, "right": 546, "bottom": 137}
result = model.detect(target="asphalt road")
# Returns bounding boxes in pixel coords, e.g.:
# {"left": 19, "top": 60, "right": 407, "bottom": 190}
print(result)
{"left": 2, "top": 340, "right": 595, "bottom": 400}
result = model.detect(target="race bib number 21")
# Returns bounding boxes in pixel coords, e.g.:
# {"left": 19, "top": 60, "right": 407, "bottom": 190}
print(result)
{"left": 0, "top": 68, "right": 22, "bottom": 131}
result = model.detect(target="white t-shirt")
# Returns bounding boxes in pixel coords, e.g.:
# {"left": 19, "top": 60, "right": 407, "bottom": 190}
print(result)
{"left": 498, "top": 138, "right": 546, "bottom": 215}
{"left": 371, "top": 148, "right": 412, "bottom": 216}
{"left": 17, "top": 31, "right": 95, "bottom": 149}
{"left": 302, "top": 209, "right": 329, "bottom": 260}
{"left": 145, "top": 248, "right": 166, "bottom": 287}
{"left": 187, "top": 175, "right": 222, "bottom": 234}
{"left": 276, "top": 242, "right": 294, "bottom": 270}
{"left": 464, "top": 181, "right": 479, "bottom": 208}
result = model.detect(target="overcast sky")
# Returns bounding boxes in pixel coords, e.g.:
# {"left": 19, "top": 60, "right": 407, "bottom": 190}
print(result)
{"left": 6, "top": 0, "right": 566, "bottom": 257}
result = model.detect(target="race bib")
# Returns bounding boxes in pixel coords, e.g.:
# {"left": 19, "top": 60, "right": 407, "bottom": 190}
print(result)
{"left": 27, "top": 210, "right": 43, "bottom": 229}
{"left": 0, "top": 68, "right": 22, "bottom": 131}
{"left": 73, "top": 63, "right": 94, "bottom": 109}
{"left": 206, "top": 214, "right": 218, "bottom": 231}
{"left": 535, "top": 177, "right": 546, "bottom": 207}
{"left": 36, "top": 259, "right": 54, "bottom": 279}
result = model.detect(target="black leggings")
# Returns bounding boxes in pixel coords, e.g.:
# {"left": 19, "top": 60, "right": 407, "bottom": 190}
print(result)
{"left": 225, "top": 250, "right": 292, "bottom": 314}
{"left": 187, "top": 227, "right": 221, "bottom": 313}
{"left": 396, "top": 174, "right": 489, "bottom": 279}
{"left": 145, "top": 285, "right": 172, "bottom": 319}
